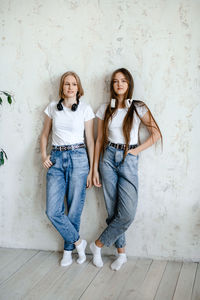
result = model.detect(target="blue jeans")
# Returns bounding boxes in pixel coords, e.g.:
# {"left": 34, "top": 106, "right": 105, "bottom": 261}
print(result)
{"left": 99, "top": 145, "right": 138, "bottom": 248}
{"left": 46, "top": 146, "right": 89, "bottom": 251}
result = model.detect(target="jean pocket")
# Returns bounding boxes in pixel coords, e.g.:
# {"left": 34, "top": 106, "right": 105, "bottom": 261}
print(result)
{"left": 73, "top": 148, "right": 87, "bottom": 156}
{"left": 49, "top": 151, "right": 56, "bottom": 166}
{"left": 127, "top": 153, "right": 137, "bottom": 157}
{"left": 50, "top": 157, "right": 56, "bottom": 166}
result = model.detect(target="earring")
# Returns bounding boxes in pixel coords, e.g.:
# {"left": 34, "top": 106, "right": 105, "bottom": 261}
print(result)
{"left": 111, "top": 98, "right": 116, "bottom": 108}
{"left": 125, "top": 99, "right": 133, "bottom": 108}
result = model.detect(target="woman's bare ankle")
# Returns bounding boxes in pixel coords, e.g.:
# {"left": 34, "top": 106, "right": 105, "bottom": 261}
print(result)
{"left": 95, "top": 239, "right": 104, "bottom": 248}
{"left": 117, "top": 247, "right": 125, "bottom": 254}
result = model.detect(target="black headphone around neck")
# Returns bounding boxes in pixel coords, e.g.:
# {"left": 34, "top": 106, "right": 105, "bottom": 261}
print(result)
{"left": 57, "top": 93, "right": 80, "bottom": 111}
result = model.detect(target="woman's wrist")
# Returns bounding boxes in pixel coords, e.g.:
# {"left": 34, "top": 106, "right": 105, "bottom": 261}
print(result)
{"left": 93, "top": 162, "right": 99, "bottom": 170}
{"left": 134, "top": 148, "right": 140, "bottom": 155}
{"left": 134, "top": 146, "right": 142, "bottom": 155}
{"left": 42, "top": 153, "right": 47, "bottom": 161}
{"left": 93, "top": 167, "right": 99, "bottom": 173}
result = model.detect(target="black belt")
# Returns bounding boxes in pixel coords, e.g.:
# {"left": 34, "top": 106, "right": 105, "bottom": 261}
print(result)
{"left": 52, "top": 143, "right": 85, "bottom": 151}
{"left": 108, "top": 142, "right": 137, "bottom": 150}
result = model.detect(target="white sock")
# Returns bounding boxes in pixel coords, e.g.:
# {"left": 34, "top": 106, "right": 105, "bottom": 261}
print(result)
{"left": 76, "top": 239, "right": 87, "bottom": 264}
{"left": 60, "top": 250, "right": 73, "bottom": 267}
{"left": 90, "top": 242, "right": 103, "bottom": 268}
{"left": 111, "top": 253, "right": 127, "bottom": 271}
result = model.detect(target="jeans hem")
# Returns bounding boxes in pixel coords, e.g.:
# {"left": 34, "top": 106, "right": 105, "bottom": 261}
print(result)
{"left": 114, "top": 243, "right": 126, "bottom": 249}
{"left": 98, "top": 236, "right": 115, "bottom": 248}
{"left": 64, "top": 235, "right": 80, "bottom": 251}
{"left": 64, "top": 248, "right": 74, "bottom": 251}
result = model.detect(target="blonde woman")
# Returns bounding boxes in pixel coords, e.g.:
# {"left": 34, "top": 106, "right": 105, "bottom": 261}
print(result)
{"left": 41, "top": 71, "right": 94, "bottom": 266}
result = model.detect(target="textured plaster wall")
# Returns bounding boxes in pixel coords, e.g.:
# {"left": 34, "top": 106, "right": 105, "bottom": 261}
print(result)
{"left": 0, "top": 0, "right": 200, "bottom": 260}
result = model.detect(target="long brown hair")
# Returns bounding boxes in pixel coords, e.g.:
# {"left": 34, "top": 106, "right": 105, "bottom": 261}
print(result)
{"left": 102, "top": 68, "right": 162, "bottom": 157}
{"left": 59, "top": 71, "right": 84, "bottom": 100}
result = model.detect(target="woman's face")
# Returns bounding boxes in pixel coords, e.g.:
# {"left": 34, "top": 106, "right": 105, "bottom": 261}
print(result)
{"left": 63, "top": 75, "right": 78, "bottom": 99}
{"left": 113, "top": 72, "right": 129, "bottom": 97}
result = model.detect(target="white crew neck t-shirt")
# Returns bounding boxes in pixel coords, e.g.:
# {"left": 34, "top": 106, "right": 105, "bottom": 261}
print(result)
{"left": 44, "top": 100, "right": 95, "bottom": 146}
{"left": 96, "top": 102, "right": 148, "bottom": 145}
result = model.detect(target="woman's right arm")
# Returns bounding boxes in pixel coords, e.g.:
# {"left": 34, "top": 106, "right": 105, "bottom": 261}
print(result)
{"left": 93, "top": 118, "right": 104, "bottom": 187}
{"left": 40, "top": 115, "right": 53, "bottom": 169}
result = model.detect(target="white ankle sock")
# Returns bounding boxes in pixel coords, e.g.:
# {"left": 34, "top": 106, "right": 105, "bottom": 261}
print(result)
{"left": 90, "top": 242, "right": 103, "bottom": 268}
{"left": 111, "top": 253, "right": 127, "bottom": 271}
{"left": 76, "top": 239, "right": 87, "bottom": 264}
{"left": 60, "top": 250, "right": 73, "bottom": 267}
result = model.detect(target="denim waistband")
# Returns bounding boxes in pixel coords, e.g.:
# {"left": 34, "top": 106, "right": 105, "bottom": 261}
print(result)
{"left": 107, "top": 142, "right": 137, "bottom": 150}
{"left": 52, "top": 143, "right": 85, "bottom": 151}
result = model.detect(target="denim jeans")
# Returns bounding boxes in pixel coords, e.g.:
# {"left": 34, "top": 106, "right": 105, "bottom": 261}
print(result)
{"left": 99, "top": 145, "right": 138, "bottom": 248}
{"left": 46, "top": 146, "right": 89, "bottom": 251}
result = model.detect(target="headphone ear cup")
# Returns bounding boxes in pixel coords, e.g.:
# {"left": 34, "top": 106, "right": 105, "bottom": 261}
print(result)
{"left": 125, "top": 99, "right": 133, "bottom": 108}
{"left": 57, "top": 99, "right": 64, "bottom": 111}
{"left": 71, "top": 97, "right": 79, "bottom": 111}
{"left": 111, "top": 99, "right": 116, "bottom": 108}
{"left": 71, "top": 103, "right": 78, "bottom": 111}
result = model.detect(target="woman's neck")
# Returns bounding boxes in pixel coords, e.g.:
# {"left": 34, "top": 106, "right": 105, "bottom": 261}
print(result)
{"left": 117, "top": 95, "right": 125, "bottom": 108}
{"left": 63, "top": 97, "right": 76, "bottom": 108}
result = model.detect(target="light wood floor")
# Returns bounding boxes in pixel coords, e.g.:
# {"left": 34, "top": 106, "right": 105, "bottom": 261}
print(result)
{"left": 0, "top": 248, "right": 199, "bottom": 300}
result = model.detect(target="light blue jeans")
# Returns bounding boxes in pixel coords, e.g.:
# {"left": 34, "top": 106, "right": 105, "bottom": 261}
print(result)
{"left": 46, "top": 146, "right": 89, "bottom": 251}
{"left": 99, "top": 145, "right": 138, "bottom": 248}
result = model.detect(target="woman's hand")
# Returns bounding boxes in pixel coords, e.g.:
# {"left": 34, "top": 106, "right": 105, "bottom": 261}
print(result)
{"left": 127, "top": 148, "right": 139, "bottom": 156}
{"left": 87, "top": 171, "right": 93, "bottom": 189}
{"left": 42, "top": 155, "right": 53, "bottom": 169}
{"left": 93, "top": 169, "right": 102, "bottom": 187}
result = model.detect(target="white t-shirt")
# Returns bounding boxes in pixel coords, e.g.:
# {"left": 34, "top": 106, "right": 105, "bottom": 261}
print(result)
{"left": 96, "top": 102, "right": 148, "bottom": 145}
{"left": 44, "top": 100, "right": 95, "bottom": 146}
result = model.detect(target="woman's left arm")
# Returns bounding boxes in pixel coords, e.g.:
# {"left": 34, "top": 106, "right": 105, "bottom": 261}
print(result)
{"left": 85, "top": 119, "right": 95, "bottom": 188}
{"left": 128, "top": 111, "right": 161, "bottom": 156}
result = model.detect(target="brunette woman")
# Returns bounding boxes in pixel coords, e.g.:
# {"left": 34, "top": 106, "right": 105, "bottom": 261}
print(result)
{"left": 41, "top": 71, "right": 94, "bottom": 266}
{"left": 91, "top": 68, "right": 162, "bottom": 271}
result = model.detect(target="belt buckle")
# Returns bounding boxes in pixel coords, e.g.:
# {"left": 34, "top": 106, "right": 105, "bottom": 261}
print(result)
{"left": 59, "top": 146, "right": 62, "bottom": 151}
{"left": 71, "top": 145, "right": 75, "bottom": 151}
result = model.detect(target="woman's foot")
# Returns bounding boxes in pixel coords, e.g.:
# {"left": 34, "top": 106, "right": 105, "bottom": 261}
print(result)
{"left": 90, "top": 242, "right": 103, "bottom": 268}
{"left": 111, "top": 253, "right": 127, "bottom": 271}
{"left": 76, "top": 239, "right": 87, "bottom": 264}
{"left": 60, "top": 250, "right": 73, "bottom": 267}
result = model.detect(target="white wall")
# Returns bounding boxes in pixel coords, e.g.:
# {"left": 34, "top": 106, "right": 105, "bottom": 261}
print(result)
{"left": 0, "top": 0, "right": 200, "bottom": 261}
